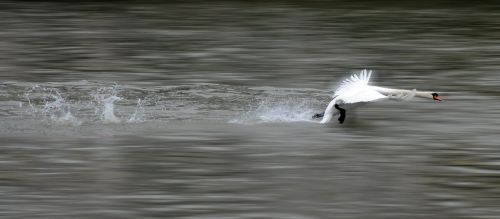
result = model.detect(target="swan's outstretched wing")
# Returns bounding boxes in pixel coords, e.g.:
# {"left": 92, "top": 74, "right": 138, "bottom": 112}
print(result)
{"left": 334, "top": 69, "right": 372, "bottom": 97}
{"left": 320, "top": 70, "right": 384, "bottom": 124}
{"left": 333, "top": 70, "right": 386, "bottom": 103}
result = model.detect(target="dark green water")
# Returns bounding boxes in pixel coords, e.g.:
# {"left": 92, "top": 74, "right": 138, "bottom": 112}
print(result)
{"left": 1, "top": 1, "right": 500, "bottom": 218}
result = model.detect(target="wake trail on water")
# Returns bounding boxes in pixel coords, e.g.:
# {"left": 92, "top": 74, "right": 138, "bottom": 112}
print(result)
{"left": 229, "top": 96, "right": 323, "bottom": 124}
{"left": 20, "top": 83, "right": 149, "bottom": 126}
{"left": 3, "top": 81, "right": 327, "bottom": 128}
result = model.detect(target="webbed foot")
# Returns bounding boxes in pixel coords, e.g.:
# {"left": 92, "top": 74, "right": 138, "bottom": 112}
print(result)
{"left": 312, "top": 112, "right": 324, "bottom": 119}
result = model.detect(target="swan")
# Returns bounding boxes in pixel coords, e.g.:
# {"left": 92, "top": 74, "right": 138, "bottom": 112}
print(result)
{"left": 314, "top": 69, "right": 442, "bottom": 124}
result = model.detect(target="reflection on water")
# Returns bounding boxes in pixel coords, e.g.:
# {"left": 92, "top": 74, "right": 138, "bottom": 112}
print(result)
{"left": 1, "top": 1, "right": 500, "bottom": 219}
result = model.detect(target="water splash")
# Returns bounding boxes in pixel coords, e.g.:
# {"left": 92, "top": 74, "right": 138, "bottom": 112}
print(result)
{"left": 50, "top": 111, "right": 82, "bottom": 126}
{"left": 91, "top": 85, "right": 123, "bottom": 124}
{"left": 24, "top": 85, "right": 81, "bottom": 126}
{"left": 19, "top": 83, "right": 155, "bottom": 125}
{"left": 101, "top": 96, "right": 122, "bottom": 124}
{"left": 230, "top": 97, "right": 320, "bottom": 124}
{"left": 24, "top": 85, "right": 39, "bottom": 114}
{"left": 128, "top": 98, "right": 145, "bottom": 123}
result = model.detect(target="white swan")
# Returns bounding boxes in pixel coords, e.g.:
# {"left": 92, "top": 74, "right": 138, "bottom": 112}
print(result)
{"left": 315, "top": 69, "right": 442, "bottom": 124}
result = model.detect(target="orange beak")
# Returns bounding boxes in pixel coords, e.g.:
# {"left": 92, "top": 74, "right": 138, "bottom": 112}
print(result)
{"left": 433, "top": 96, "right": 442, "bottom": 101}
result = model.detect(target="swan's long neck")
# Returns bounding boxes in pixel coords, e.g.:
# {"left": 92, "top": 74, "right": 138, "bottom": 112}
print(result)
{"left": 414, "top": 91, "right": 434, "bottom": 99}
{"left": 370, "top": 86, "right": 434, "bottom": 99}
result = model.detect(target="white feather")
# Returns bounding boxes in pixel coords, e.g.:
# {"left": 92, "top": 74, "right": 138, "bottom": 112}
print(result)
{"left": 333, "top": 69, "right": 384, "bottom": 103}
{"left": 339, "top": 88, "right": 387, "bottom": 104}
{"left": 334, "top": 69, "right": 372, "bottom": 97}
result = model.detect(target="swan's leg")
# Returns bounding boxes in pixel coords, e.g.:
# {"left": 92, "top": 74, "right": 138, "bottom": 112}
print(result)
{"left": 334, "top": 104, "right": 346, "bottom": 124}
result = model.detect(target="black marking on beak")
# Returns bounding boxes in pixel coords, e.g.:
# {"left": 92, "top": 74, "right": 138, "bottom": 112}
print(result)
{"left": 432, "top": 92, "right": 441, "bottom": 101}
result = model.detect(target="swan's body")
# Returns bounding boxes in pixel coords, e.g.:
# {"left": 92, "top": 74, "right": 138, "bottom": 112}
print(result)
{"left": 318, "top": 70, "right": 441, "bottom": 124}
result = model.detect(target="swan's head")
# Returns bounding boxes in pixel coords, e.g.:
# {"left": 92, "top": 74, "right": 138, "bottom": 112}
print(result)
{"left": 432, "top": 93, "right": 441, "bottom": 101}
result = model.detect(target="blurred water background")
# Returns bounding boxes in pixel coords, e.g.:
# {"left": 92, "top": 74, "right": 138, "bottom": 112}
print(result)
{"left": 1, "top": 1, "right": 500, "bottom": 218}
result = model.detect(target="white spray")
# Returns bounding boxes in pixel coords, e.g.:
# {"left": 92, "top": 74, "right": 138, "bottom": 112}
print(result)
{"left": 230, "top": 96, "right": 319, "bottom": 124}
{"left": 100, "top": 95, "right": 122, "bottom": 124}
{"left": 24, "top": 85, "right": 81, "bottom": 126}
{"left": 128, "top": 98, "right": 145, "bottom": 123}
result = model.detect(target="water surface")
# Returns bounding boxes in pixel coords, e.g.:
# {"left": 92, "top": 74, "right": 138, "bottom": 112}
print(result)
{"left": 1, "top": 1, "right": 500, "bottom": 218}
